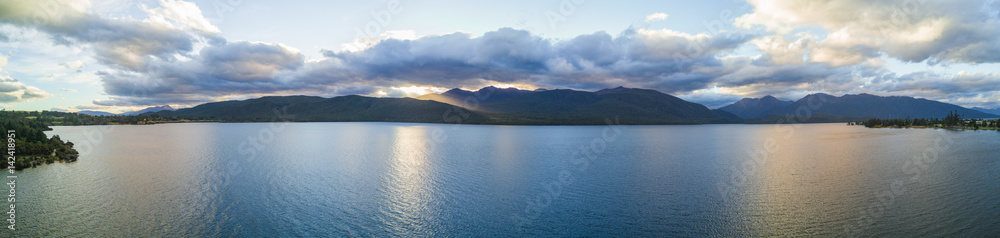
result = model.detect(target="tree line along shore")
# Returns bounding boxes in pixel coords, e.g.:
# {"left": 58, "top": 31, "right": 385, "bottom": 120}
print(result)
{"left": 853, "top": 110, "right": 1000, "bottom": 130}
{"left": 0, "top": 111, "right": 198, "bottom": 170}
{"left": 3, "top": 108, "right": 998, "bottom": 170}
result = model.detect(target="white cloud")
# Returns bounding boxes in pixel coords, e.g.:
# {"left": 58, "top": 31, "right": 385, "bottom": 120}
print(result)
{"left": 0, "top": 0, "right": 92, "bottom": 26}
{"left": 0, "top": 53, "right": 6, "bottom": 71}
{"left": 0, "top": 0, "right": 218, "bottom": 71}
{"left": 630, "top": 28, "right": 745, "bottom": 60}
{"left": 2, "top": 0, "right": 997, "bottom": 110}
{"left": 339, "top": 30, "right": 418, "bottom": 52}
{"left": 750, "top": 34, "right": 813, "bottom": 65}
{"left": 143, "top": 0, "right": 221, "bottom": 34}
{"left": 0, "top": 75, "right": 55, "bottom": 103}
{"left": 736, "top": 0, "right": 1000, "bottom": 64}
{"left": 644, "top": 13, "right": 669, "bottom": 22}
{"left": 60, "top": 60, "right": 84, "bottom": 69}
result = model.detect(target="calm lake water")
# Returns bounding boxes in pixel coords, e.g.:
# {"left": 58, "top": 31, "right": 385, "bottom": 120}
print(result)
{"left": 9, "top": 123, "right": 999, "bottom": 236}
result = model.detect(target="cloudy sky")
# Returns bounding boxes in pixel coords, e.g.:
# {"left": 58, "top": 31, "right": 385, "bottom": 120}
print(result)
{"left": 1, "top": 0, "right": 999, "bottom": 112}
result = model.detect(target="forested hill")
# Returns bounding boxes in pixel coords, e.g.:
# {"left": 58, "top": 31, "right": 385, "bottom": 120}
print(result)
{"left": 415, "top": 86, "right": 742, "bottom": 124}
{"left": 151, "top": 95, "right": 495, "bottom": 123}
{"left": 0, "top": 111, "right": 79, "bottom": 170}
{"left": 718, "top": 95, "right": 793, "bottom": 119}
{"left": 149, "top": 87, "right": 743, "bottom": 125}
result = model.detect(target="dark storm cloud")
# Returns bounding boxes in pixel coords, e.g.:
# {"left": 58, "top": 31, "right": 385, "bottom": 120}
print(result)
{"left": 52, "top": 17, "right": 197, "bottom": 71}
{"left": 200, "top": 41, "right": 305, "bottom": 82}
{"left": 5, "top": 0, "right": 998, "bottom": 109}
{"left": 0, "top": 0, "right": 759, "bottom": 106}
{"left": 716, "top": 63, "right": 843, "bottom": 87}
{"left": 309, "top": 27, "right": 748, "bottom": 93}
{"left": 94, "top": 40, "right": 308, "bottom": 106}
{"left": 323, "top": 28, "right": 555, "bottom": 86}
{"left": 873, "top": 71, "right": 1000, "bottom": 95}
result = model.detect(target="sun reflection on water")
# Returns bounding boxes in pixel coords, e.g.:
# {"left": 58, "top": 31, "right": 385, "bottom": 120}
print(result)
{"left": 380, "top": 125, "right": 438, "bottom": 235}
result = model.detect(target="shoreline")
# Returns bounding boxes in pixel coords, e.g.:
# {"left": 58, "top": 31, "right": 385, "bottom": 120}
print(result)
{"left": 46, "top": 120, "right": 867, "bottom": 127}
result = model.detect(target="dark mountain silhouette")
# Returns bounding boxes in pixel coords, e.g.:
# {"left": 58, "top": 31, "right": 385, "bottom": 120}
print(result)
{"left": 150, "top": 88, "right": 993, "bottom": 125}
{"left": 76, "top": 110, "right": 116, "bottom": 116}
{"left": 154, "top": 95, "right": 493, "bottom": 123}
{"left": 153, "top": 86, "right": 740, "bottom": 125}
{"left": 419, "top": 86, "right": 741, "bottom": 124}
{"left": 75, "top": 105, "right": 176, "bottom": 116}
{"left": 717, "top": 95, "right": 793, "bottom": 119}
{"left": 745, "top": 93, "right": 999, "bottom": 119}
{"left": 124, "top": 105, "right": 175, "bottom": 116}
{"left": 415, "top": 86, "right": 536, "bottom": 108}
{"left": 971, "top": 107, "right": 1000, "bottom": 117}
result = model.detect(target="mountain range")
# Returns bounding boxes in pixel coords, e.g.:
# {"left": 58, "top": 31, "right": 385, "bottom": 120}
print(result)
{"left": 152, "top": 95, "right": 495, "bottom": 123}
{"left": 972, "top": 107, "right": 1000, "bottom": 116}
{"left": 131, "top": 86, "right": 997, "bottom": 125}
{"left": 416, "top": 86, "right": 740, "bottom": 124}
{"left": 717, "top": 95, "right": 793, "bottom": 119}
{"left": 719, "top": 93, "right": 998, "bottom": 120}
{"left": 414, "top": 86, "right": 540, "bottom": 107}
{"left": 76, "top": 105, "right": 175, "bottom": 116}
{"left": 150, "top": 87, "right": 741, "bottom": 125}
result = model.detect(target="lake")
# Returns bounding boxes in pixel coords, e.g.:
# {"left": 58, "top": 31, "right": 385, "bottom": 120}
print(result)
{"left": 10, "top": 122, "right": 1000, "bottom": 236}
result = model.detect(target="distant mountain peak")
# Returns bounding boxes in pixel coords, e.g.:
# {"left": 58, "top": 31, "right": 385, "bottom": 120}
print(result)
{"left": 718, "top": 95, "right": 794, "bottom": 119}
{"left": 416, "top": 86, "right": 535, "bottom": 107}
{"left": 477, "top": 86, "right": 533, "bottom": 92}
{"left": 846, "top": 93, "right": 888, "bottom": 99}
{"left": 444, "top": 88, "right": 470, "bottom": 94}
{"left": 122, "top": 105, "right": 176, "bottom": 116}
{"left": 772, "top": 93, "right": 997, "bottom": 119}
{"left": 971, "top": 107, "right": 1000, "bottom": 117}
{"left": 595, "top": 86, "right": 631, "bottom": 94}
{"left": 148, "top": 105, "right": 174, "bottom": 111}
{"left": 76, "top": 110, "right": 116, "bottom": 116}
{"left": 805, "top": 92, "right": 834, "bottom": 98}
